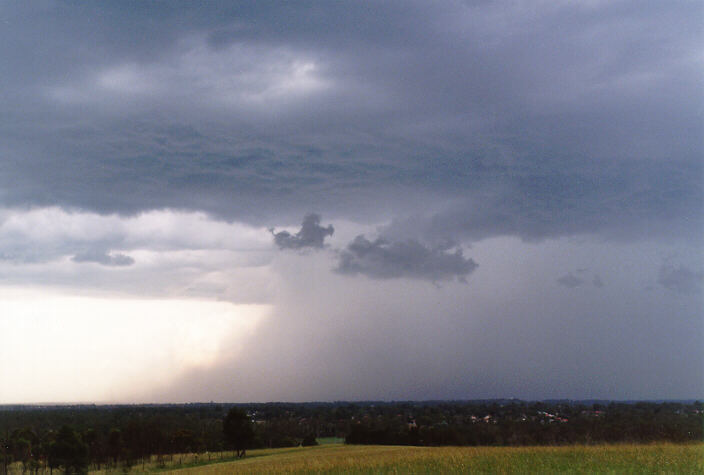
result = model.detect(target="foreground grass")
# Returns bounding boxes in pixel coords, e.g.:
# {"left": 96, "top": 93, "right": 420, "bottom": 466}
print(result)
{"left": 160, "top": 443, "right": 703, "bottom": 474}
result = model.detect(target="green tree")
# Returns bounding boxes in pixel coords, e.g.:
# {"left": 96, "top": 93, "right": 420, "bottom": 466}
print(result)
{"left": 107, "top": 428, "right": 122, "bottom": 468}
{"left": 223, "top": 408, "right": 254, "bottom": 458}
{"left": 1, "top": 435, "right": 9, "bottom": 475}
{"left": 47, "top": 426, "right": 88, "bottom": 474}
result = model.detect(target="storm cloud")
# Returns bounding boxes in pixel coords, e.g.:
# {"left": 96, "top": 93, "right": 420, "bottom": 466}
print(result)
{"left": 0, "top": 1, "right": 700, "bottom": 241}
{"left": 272, "top": 213, "right": 334, "bottom": 250}
{"left": 336, "top": 235, "right": 477, "bottom": 282}
{"left": 0, "top": 1, "right": 702, "bottom": 403}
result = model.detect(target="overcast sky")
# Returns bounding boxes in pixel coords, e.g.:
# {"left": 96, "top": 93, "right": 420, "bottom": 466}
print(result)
{"left": 0, "top": 1, "right": 702, "bottom": 403}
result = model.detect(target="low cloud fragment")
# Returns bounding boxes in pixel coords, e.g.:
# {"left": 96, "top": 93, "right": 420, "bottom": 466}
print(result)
{"left": 336, "top": 235, "right": 477, "bottom": 282}
{"left": 558, "top": 270, "right": 605, "bottom": 289}
{"left": 657, "top": 264, "right": 703, "bottom": 295}
{"left": 271, "top": 214, "right": 334, "bottom": 250}
{"left": 72, "top": 250, "right": 135, "bottom": 267}
{"left": 557, "top": 273, "right": 584, "bottom": 288}
{"left": 593, "top": 275, "right": 604, "bottom": 288}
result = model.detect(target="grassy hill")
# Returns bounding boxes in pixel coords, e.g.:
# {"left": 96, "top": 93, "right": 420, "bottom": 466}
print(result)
{"left": 158, "top": 443, "right": 703, "bottom": 474}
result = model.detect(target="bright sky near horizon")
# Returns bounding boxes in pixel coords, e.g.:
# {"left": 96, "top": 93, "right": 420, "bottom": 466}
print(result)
{"left": 0, "top": 287, "right": 267, "bottom": 403}
{"left": 0, "top": 1, "right": 701, "bottom": 403}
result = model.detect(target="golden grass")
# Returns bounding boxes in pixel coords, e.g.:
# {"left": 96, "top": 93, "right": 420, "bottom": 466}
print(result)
{"left": 161, "top": 443, "right": 704, "bottom": 474}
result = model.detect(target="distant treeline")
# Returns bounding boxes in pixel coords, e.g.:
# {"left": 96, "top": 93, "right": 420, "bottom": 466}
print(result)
{"left": 1, "top": 400, "right": 701, "bottom": 472}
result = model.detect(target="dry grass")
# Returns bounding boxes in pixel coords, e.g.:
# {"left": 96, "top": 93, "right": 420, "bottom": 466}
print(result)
{"left": 9, "top": 443, "right": 698, "bottom": 473}
{"left": 161, "top": 443, "right": 704, "bottom": 474}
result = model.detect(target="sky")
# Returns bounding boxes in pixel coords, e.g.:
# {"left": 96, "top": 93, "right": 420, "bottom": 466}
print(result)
{"left": 0, "top": 1, "right": 702, "bottom": 403}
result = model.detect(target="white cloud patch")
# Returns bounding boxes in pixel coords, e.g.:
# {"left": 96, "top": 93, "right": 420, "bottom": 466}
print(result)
{"left": 48, "top": 36, "right": 331, "bottom": 110}
{"left": 0, "top": 207, "right": 274, "bottom": 302}
{"left": 0, "top": 207, "right": 271, "bottom": 257}
{"left": 97, "top": 63, "right": 155, "bottom": 95}
{"left": 72, "top": 249, "right": 135, "bottom": 267}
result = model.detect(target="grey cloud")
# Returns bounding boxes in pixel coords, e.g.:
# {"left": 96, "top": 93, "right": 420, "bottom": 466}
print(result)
{"left": 558, "top": 271, "right": 605, "bottom": 289}
{"left": 557, "top": 273, "right": 584, "bottom": 288}
{"left": 383, "top": 157, "right": 703, "bottom": 243}
{"left": 336, "top": 235, "right": 477, "bottom": 282}
{"left": 657, "top": 264, "right": 703, "bottom": 295}
{"left": 593, "top": 275, "right": 604, "bottom": 288}
{"left": 72, "top": 250, "right": 135, "bottom": 267}
{"left": 0, "top": 2, "right": 699, "bottom": 242}
{"left": 272, "top": 214, "right": 333, "bottom": 250}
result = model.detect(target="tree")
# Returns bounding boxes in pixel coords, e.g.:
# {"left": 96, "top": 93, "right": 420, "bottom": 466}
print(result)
{"left": 83, "top": 428, "right": 101, "bottom": 470}
{"left": 222, "top": 408, "right": 254, "bottom": 458}
{"left": 106, "top": 428, "right": 123, "bottom": 468}
{"left": 1, "top": 434, "right": 9, "bottom": 475}
{"left": 11, "top": 438, "right": 30, "bottom": 472}
{"left": 47, "top": 426, "right": 88, "bottom": 474}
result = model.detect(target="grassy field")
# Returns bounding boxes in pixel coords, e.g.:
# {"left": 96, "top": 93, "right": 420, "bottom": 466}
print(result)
{"left": 157, "top": 443, "right": 703, "bottom": 474}
{"left": 7, "top": 443, "right": 700, "bottom": 473}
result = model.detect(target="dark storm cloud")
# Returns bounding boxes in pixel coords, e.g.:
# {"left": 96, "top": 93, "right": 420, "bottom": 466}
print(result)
{"left": 657, "top": 264, "right": 703, "bottom": 295}
{"left": 383, "top": 157, "right": 703, "bottom": 243}
{"left": 336, "top": 235, "right": 477, "bottom": 282}
{"left": 0, "top": 1, "right": 700, "bottom": 240}
{"left": 2, "top": 1, "right": 703, "bottom": 405}
{"left": 272, "top": 214, "right": 334, "bottom": 250}
{"left": 72, "top": 250, "right": 135, "bottom": 267}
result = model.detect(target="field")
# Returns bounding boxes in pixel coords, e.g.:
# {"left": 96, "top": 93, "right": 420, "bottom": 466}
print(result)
{"left": 5, "top": 442, "right": 701, "bottom": 473}
{"left": 158, "top": 443, "right": 703, "bottom": 474}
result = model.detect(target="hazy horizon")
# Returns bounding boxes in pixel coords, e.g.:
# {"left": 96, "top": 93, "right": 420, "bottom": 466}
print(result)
{"left": 0, "top": 1, "right": 702, "bottom": 404}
